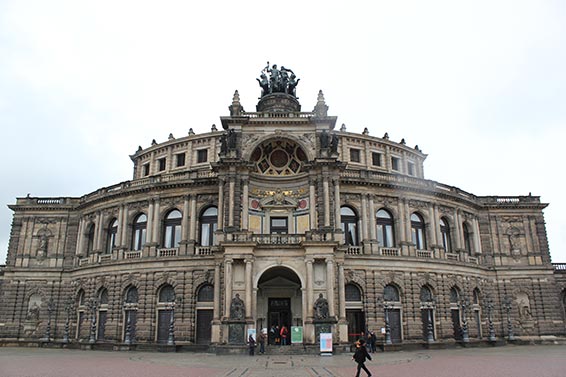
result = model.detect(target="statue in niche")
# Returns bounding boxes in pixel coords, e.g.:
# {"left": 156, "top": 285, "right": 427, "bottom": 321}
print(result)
{"left": 319, "top": 130, "right": 330, "bottom": 149}
{"left": 313, "top": 293, "right": 329, "bottom": 319}
{"left": 330, "top": 133, "right": 339, "bottom": 154}
{"left": 26, "top": 302, "right": 40, "bottom": 321}
{"left": 230, "top": 293, "right": 245, "bottom": 320}
{"left": 220, "top": 129, "right": 237, "bottom": 155}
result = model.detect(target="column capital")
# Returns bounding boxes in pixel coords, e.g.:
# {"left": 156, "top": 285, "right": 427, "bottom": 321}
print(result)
{"left": 305, "top": 258, "right": 314, "bottom": 264}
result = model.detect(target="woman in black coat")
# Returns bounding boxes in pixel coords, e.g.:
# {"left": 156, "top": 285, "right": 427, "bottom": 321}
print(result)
{"left": 352, "top": 339, "right": 372, "bottom": 377}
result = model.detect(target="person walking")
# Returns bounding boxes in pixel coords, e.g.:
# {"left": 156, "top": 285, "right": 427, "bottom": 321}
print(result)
{"left": 248, "top": 333, "right": 256, "bottom": 356}
{"left": 258, "top": 330, "right": 266, "bottom": 354}
{"left": 352, "top": 339, "right": 372, "bottom": 377}
{"left": 280, "top": 324, "right": 289, "bottom": 345}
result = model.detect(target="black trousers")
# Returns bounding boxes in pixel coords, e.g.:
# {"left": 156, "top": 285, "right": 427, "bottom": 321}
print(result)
{"left": 355, "top": 362, "right": 371, "bottom": 377}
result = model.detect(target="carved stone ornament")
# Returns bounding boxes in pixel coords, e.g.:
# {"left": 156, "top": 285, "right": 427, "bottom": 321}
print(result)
{"left": 313, "top": 293, "right": 329, "bottom": 319}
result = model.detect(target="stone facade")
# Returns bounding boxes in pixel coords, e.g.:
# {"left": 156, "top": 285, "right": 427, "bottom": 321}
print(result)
{"left": 1, "top": 77, "right": 565, "bottom": 349}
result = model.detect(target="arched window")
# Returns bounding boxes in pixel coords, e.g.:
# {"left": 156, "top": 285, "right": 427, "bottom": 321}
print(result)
{"left": 463, "top": 223, "right": 472, "bottom": 255}
{"left": 411, "top": 213, "right": 426, "bottom": 250}
{"left": 86, "top": 224, "right": 95, "bottom": 256}
{"left": 125, "top": 286, "right": 139, "bottom": 304}
{"left": 199, "top": 207, "right": 218, "bottom": 246}
{"left": 163, "top": 210, "right": 182, "bottom": 248}
{"left": 98, "top": 288, "right": 109, "bottom": 305}
{"left": 158, "top": 284, "right": 175, "bottom": 303}
{"left": 106, "top": 219, "right": 118, "bottom": 254}
{"left": 420, "top": 286, "right": 433, "bottom": 302}
{"left": 440, "top": 217, "right": 452, "bottom": 252}
{"left": 197, "top": 284, "right": 214, "bottom": 302}
{"left": 383, "top": 284, "right": 400, "bottom": 302}
{"left": 340, "top": 206, "right": 359, "bottom": 246}
{"left": 450, "top": 287, "right": 461, "bottom": 304}
{"left": 376, "top": 209, "right": 395, "bottom": 247}
{"left": 473, "top": 288, "right": 481, "bottom": 305}
{"left": 131, "top": 214, "right": 147, "bottom": 251}
{"left": 345, "top": 283, "right": 362, "bottom": 302}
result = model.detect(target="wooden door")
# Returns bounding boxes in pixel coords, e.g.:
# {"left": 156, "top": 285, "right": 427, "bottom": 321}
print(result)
{"left": 97, "top": 311, "right": 107, "bottom": 340}
{"left": 157, "top": 309, "right": 172, "bottom": 343}
{"left": 196, "top": 309, "right": 213, "bottom": 344}
{"left": 451, "top": 309, "right": 462, "bottom": 340}
{"left": 388, "top": 309, "right": 402, "bottom": 343}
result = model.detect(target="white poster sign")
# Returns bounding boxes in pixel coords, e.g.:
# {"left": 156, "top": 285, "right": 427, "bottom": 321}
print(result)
{"left": 320, "top": 333, "right": 333, "bottom": 354}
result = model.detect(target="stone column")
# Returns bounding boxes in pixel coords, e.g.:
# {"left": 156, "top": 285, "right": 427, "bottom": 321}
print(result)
{"left": 473, "top": 217, "right": 482, "bottom": 254}
{"left": 213, "top": 263, "right": 221, "bottom": 319}
{"left": 76, "top": 217, "right": 84, "bottom": 256}
{"left": 404, "top": 200, "right": 412, "bottom": 244}
{"left": 182, "top": 196, "right": 190, "bottom": 242}
{"left": 189, "top": 195, "right": 197, "bottom": 242}
{"left": 309, "top": 179, "right": 317, "bottom": 229}
{"left": 116, "top": 205, "right": 124, "bottom": 247}
{"left": 434, "top": 205, "right": 443, "bottom": 247}
{"left": 152, "top": 198, "right": 161, "bottom": 244}
{"left": 228, "top": 178, "right": 235, "bottom": 227}
{"left": 453, "top": 209, "right": 462, "bottom": 250}
{"left": 337, "top": 262, "right": 348, "bottom": 343}
{"left": 218, "top": 179, "right": 225, "bottom": 231}
{"left": 333, "top": 178, "right": 341, "bottom": 230}
{"left": 94, "top": 211, "right": 103, "bottom": 251}
{"left": 326, "top": 259, "right": 336, "bottom": 317}
{"left": 245, "top": 259, "right": 253, "bottom": 319}
{"left": 323, "top": 177, "right": 330, "bottom": 227}
{"left": 224, "top": 259, "right": 233, "bottom": 318}
{"left": 369, "top": 196, "right": 376, "bottom": 240}
{"left": 242, "top": 179, "right": 249, "bottom": 230}
{"left": 361, "top": 195, "right": 368, "bottom": 240}
{"left": 306, "top": 259, "right": 314, "bottom": 319}
{"left": 428, "top": 205, "right": 437, "bottom": 247}
{"left": 146, "top": 200, "right": 154, "bottom": 247}
{"left": 397, "top": 199, "right": 406, "bottom": 243}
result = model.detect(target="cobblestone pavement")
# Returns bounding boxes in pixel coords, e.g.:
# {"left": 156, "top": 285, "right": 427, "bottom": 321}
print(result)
{"left": 0, "top": 344, "right": 565, "bottom": 377}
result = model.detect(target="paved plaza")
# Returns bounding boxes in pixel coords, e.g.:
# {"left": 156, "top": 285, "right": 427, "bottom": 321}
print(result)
{"left": 0, "top": 344, "right": 565, "bottom": 377}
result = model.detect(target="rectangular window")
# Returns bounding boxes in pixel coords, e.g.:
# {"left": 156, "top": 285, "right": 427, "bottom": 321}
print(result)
{"left": 407, "top": 161, "right": 415, "bottom": 176}
{"left": 176, "top": 153, "right": 186, "bottom": 167}
{"left": 350, "top": 148, "right": 361, "bottom": 163}
{"left": 372, "top": 152, "right": 382, "bottom": 166}
{"left": 142, "top": 163, "right": 150, "bottom": 176}
{"left": 270, "top": 217, "right": 288, "bottom": 234}
{"left": 197, "top": 149, "right": 208, "bottom": 163}
{"left": 158, "top": 157, "right": 166, "bottom": 171}
{"left": 391, "top": 157, "right": 400, "bottom": 171}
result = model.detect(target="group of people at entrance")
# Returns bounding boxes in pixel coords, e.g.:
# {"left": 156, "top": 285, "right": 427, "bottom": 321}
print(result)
{"left": 269, "top": 324, "right": 289, "bottom": 346}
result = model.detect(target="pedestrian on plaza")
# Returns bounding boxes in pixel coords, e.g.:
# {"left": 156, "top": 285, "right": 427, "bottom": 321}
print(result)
{"left": 368, "top": 331, "right": 377, "bottom": 353}
{"left": 258, "top": 330, "right": 266, "bottom": 354}
{"left": 280, "top": 324, "right": 289, "bottom": 345}
{"left": 274, "top": 325, "right": 281, "bottom": 345}
{"left": 352, "top": 339, "right": 372, "bottom": 377}
{"left": 248, "top": 333, "right": 256, "bottom": 356}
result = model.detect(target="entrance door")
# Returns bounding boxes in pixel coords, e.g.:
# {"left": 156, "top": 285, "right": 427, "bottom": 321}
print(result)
{"left": 97, "top": 311, "right": 107, "bottom": 340}
{"left": 389, "top": 309, "right": 402, "bottom": 343}
{"left": 196, "top": 309, "right": 213, "bottom": 344}
{"left": 451, "top": 309, "right": 462, "bottom": 340}
{"left": 268, "top": 298, "right": 291, "bottom": 344}
{"left": 346, "top": 309, "right": 365, "bottom": 343}
{"left": 157, "top": 309, "right": 172, "bottom": 343}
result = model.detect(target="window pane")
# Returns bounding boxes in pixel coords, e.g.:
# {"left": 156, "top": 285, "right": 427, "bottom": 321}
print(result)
{"left": 201, "top": 224, "right": 210, "bottom": 246}
{"left": 385, "top": 225, "right": 394, "bottom": 247}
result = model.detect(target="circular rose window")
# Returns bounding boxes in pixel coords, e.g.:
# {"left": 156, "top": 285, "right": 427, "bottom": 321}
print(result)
{"left": 250, "top": 139, "right": 308, "bottom": 176}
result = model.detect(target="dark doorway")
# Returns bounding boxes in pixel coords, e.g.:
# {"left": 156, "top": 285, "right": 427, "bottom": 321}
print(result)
{"left": 196, "top": 309, "right": 213, "bottom": 344}
{"left": 97, "top": 311, "right": 107, "bottom": 340}
{"left": 388, "top": 309, "right": 402, "bottom": 343}
{"left": 268, "top": 298, "right": 291, "bottom": 344}
{"left": 451, "top": 309, "right": 462, "bottom": 340}
{"left": 157, "top": 309, "right": 173, "bottom": 343}
{"left": 346, "top": 309, "right": 365, "bottom": 343}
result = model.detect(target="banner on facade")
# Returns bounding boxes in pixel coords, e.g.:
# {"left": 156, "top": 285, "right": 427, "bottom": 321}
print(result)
{"left": 320, "top": 333, "right": 332, "bottom": 354}
{"left": 291, "top": 326, "right": 303, "bottom": 344}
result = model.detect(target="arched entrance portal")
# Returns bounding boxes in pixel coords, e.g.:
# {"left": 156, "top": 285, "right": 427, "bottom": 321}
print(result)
{"left": 257, "top": 266, "right": 303, "bottom": 345}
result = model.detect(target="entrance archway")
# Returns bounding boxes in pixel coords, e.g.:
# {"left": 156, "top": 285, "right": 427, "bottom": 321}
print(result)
{"left": 256, "top": 266, "right": 303, "bottom": 345}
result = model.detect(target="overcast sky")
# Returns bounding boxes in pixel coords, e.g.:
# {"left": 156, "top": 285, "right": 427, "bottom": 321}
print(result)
{"left": 0, "top": 0, "right": 565, "bottom": 264}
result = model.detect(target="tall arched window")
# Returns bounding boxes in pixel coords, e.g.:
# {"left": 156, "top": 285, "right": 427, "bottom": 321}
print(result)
{"left": 125, "top": 286, "right": 139, "bottom": 304}
{"left": 463, "top": 223, "right": 472, "bottom": 255}
{"left": 411, "top": 213, "right": 426, "bottom": 250}
{"left": 159, "top": 284, "right": 176, "bottom": 303}
{"left": 97, "top": 288, "right": 109, "bottom": 340}
{"left": 383, "top": 284, "right": 400, "bottom": 302}
{"left": 420, "top": 286, "right": 433, "bottom": 302}
{"left": 199, "top": 207, "right": 218, "bottom": 246}
{"left": 450, "top": 287, "right": 461, "bottom": 304}
{"left": 340, "top": 206, "right": 359, "bottom": 246}
{"left": 106, "top": 219, "right": 118, "bottom": 254}
{"left": 345, "top": 283, "right": 362, "bottom": 302}
{"left": 163, "top": 210, "right": 182, "bottom": 248}
{"left": 86, "top": 224, "right": 95, "bottom": 256}
{"left": 376, "top": 209, "right": 395, "bottom": 247}
{"left": 123, "top": 286, "right": 139, "bottom": 343}
{"left": 440, "top": 217, "right": 452, "bottom": 252}
{"left": 131, "top": 214, "right": 147, "bottom": 251}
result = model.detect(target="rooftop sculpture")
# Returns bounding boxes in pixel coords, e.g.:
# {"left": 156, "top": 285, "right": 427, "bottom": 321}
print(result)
{"left": 257, "top": 62, "right": 300, "bottom": 98}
